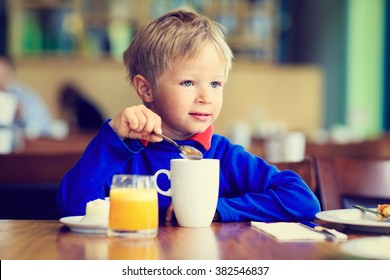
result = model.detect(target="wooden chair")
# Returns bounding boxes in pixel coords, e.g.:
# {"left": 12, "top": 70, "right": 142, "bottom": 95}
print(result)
{"left": 315, "top": 157, "right": 390, "bottom": 210}
{"left": 274, "top": 157, "right": 317, "bottom": 193}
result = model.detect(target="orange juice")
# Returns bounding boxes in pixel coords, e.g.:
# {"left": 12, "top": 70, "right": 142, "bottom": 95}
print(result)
{"left": 109, "top": 188, "right": 158, "bottom": 231}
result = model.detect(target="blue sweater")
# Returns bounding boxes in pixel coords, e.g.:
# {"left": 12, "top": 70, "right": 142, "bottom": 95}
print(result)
{"left": 56, "top": 120, "right": 321, "bottom": 222}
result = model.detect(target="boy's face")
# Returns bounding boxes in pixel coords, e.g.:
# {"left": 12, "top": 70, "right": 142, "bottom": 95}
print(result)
{"left": 150, "top": 43, "right": 226, "bottom": 140}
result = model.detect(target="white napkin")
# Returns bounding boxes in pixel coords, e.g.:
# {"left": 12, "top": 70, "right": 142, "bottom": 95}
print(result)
{"left": 251, "top": 221, "right": 348, "bottom": 242}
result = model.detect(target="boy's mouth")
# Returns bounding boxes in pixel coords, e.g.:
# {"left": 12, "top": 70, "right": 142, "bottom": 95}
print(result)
{"left": 189, "top": 112, "right": 211, "bottom": 121}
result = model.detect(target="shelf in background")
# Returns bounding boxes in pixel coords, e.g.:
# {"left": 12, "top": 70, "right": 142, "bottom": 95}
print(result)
{"left": 7, "top": 0, "right": 280, "bottom": 62}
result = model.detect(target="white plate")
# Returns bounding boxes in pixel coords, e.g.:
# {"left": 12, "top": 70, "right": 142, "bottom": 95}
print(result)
{"left": 341, "top": 237, "right": 390, "bottom": 259}
{"left": 316, "top": 208, "right": 390, "bottom": 233}
{"left": 59, "top": 216, "right": 107, "bottom": 234}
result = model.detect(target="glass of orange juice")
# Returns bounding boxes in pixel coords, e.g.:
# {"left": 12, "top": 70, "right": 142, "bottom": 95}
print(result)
{"left": 107, "top": 175, "right": 158, "bottom": 238}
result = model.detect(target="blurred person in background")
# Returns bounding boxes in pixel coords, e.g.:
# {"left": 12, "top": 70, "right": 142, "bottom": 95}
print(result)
{"left": 0, "top": 56, "right": 54, "bottom": 138}
{"left": 58, "top": 83, "right": 105, "bottom": 132}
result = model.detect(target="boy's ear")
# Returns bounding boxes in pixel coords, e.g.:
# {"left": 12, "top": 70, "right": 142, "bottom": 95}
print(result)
{"left": 133, "top": 74, "right": 154, "bottom": 103}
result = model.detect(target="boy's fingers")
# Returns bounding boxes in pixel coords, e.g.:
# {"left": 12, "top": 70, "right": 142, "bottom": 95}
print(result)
{"left": 109, "top": 104, "right": 163, "bottom": 140}
{"left": 165, "top": 203, "right": 174, "bottom": 222}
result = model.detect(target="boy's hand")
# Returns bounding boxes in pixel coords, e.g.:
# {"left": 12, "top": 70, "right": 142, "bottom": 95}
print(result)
{"left": 109, "top": 105, "right": 163, "bottom": 142}
{"left": 165, "top": 203, "right": 174, "bottom": 222}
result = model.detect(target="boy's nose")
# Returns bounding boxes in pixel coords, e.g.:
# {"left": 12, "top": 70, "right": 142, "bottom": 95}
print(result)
{"left": 196, "top": 87, "right": 211, "bottom": 104}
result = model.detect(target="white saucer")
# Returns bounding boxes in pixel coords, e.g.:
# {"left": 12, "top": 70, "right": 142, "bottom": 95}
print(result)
{"left": 341, "top": 237, "right": 390, "bottom": 259}
{"left": 59, "top": 216, "right": 107, "bottom": 234}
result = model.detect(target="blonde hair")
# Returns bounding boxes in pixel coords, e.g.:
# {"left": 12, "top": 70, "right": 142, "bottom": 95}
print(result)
{"left": 123, "top": 9, "right": 233, "bottom": 89}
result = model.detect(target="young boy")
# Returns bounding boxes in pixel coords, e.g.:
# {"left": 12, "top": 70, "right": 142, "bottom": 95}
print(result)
{"left": 56, "top": 9, "right": 320, "bottom": 222}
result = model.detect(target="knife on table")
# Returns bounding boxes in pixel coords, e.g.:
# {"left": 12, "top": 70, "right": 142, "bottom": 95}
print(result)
{"left": 299, "top": 220, "right": 338, "bottom": 241}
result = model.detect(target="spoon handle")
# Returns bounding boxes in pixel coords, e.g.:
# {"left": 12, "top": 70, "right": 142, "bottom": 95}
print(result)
{"left": 154, "top": 133, "right": 180, "bottom": 148}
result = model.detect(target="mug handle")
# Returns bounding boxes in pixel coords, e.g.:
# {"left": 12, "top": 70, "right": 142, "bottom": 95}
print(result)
{"left": 153, "top": 169, "right": 172, "bottom": 197}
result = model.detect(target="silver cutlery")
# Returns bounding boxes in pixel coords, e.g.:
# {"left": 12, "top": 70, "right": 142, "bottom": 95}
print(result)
{"left": 353, "top": 205, "right": 390, "bottom": 222}
{"left": 299, "top": 220, "right": 338, "bottom": 241}
{"left": 154, "top": 133, "right": 203, "bottom": 160}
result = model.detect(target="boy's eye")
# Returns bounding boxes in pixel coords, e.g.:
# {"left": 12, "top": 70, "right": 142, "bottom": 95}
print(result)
{"left": 181, "top": 80, "right": 194, "bottom": 87}
{"left": 210, "top": 81, "right": 221, "bottom": 88}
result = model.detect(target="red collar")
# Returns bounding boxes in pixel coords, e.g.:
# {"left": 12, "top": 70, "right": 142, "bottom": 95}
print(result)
{"left": 187, "top": 125, "right": 213, "bottom": 150}
{"left": 141, "top": 125, "right": 213, "bottom": 151}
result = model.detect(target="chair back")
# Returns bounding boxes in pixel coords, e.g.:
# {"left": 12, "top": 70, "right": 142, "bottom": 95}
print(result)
{"left": 275, "top": 157, "right": 317, "bottom": 192}
{"left": 315, "top": 157, "right": 390, "bottom": 210}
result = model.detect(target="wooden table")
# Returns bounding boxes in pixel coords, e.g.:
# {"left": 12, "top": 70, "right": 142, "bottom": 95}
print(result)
{"left": 0, "top": 220, "right": 385, "bottom": 260}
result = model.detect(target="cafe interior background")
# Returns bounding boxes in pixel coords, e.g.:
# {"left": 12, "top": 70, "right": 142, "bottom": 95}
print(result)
{"left": 0, "top": 0, "right": 389, "bottom": 219}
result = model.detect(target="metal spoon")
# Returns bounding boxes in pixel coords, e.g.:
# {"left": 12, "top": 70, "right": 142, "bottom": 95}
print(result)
{"left": 154, "top": 133, "right": 203, "bottom": 160}
{"left": 353, "top": 205, "right": 390, "bottom": 222}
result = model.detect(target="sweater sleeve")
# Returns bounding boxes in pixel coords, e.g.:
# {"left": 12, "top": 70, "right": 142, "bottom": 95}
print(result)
{"left": 56, "top": 120, "right": 143, "bottom": 217}
{"left": 213, "top": 140, "right": 321, "bottom": 222}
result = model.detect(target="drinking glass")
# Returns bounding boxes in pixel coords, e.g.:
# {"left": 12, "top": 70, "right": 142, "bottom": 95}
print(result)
{"left": 107, "top": 174, "right": 158, "bottom": 238}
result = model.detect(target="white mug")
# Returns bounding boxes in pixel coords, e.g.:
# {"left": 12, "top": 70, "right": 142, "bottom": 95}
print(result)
{"left": 265, "top": 131, "right": 306, "bottom": 163}
{"left": 283, "top": 131, "right": 306, "bottom": 162}
{"left": 153, "top": 159, "right": 220, "bottom": 227}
